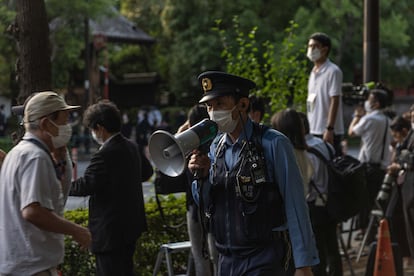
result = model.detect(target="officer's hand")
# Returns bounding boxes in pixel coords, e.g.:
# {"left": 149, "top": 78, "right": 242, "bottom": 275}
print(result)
{"left": 188, "top": 149, "right": 210, "bottom": 179}
{"left": 295, "top": 267, "right": 313, "bottom": 276}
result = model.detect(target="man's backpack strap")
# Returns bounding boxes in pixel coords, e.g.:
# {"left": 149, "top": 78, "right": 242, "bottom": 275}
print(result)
{"left": 308, "top": 145, "right": 329, "bottom": 164}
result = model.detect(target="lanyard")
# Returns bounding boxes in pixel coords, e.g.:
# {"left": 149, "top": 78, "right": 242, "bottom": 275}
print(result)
{"left": 22, "top": 138, "right": 63, "bottom": 180}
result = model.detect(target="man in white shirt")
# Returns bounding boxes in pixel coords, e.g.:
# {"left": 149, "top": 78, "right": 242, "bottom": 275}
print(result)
{"left": 0, "top": 92, "right": 91, "bottom": 276}
{"left": 348, "top": 89, "right": 392, "bottom": 236}
{"left": 306, "top": 32, "right": 344, "bottom": 156}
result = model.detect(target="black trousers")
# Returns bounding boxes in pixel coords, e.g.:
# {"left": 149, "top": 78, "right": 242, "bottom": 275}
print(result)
{"left": 308, "top": 203, "right": 343, "bottom": 276}
{"left": 218, "top": 238, "right": 289, "bottom": 276}
{"left": 95, "top": 242, "right": 137, "bottom": 276}
{"left": 357, "top": 164, "right": 385, "bottom": 230}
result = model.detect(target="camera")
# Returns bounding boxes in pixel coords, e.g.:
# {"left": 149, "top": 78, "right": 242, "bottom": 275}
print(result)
{"left": 376, "top": 173, "right": 396, "bottom": 211}
{"left": 398, "top": 149, "right": 414, "bottom": 171}
{"left": 342, "top": 81, "right": 394, "bottom": 106}
{"left": 341, "top": 82, "right": 375, "bottom": 105}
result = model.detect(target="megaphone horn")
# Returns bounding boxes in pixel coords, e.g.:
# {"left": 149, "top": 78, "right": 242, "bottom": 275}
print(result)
{"left": 149, "top": 119, "right": 218, "bottom": 177}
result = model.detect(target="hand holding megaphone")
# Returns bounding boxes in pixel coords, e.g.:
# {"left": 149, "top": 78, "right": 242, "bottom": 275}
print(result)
{"left": 148, "top": 119, "right": 218, "bottom": 177}
{"left": 188, "top": 149, "right": 211, "bottom": 179}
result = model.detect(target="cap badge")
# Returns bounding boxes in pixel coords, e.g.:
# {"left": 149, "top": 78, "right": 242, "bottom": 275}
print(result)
{"left": 202, "top": 78, "right": 213, "bottom": 92}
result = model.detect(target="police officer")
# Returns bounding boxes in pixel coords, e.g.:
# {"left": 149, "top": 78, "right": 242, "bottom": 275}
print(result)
{"left": 189, "top": 71, "right": 319, "bottom": 276}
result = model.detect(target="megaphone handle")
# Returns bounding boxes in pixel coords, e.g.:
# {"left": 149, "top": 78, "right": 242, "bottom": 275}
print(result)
{"left": 193, "top": 169, "right": 201, "bottom": 180}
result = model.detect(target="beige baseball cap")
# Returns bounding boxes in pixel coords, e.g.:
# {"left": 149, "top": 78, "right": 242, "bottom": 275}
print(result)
{"left": 23, "top": 91, "right": 80, "bottom": 123}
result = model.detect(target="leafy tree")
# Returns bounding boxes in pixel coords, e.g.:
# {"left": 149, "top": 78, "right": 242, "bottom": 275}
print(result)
{"left": 46, "top": 0, "right": 115, "bottom": 90}
{"left": 216, "top": 18, "right": 309, "bottom": 117}
{"left": 0, "top": 2, "right": 17, "bottom": 98}
{"left": 121, "top": 0, "right": 304, "bottom": 105}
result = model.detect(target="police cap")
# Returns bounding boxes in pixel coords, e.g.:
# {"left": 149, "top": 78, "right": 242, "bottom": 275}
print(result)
{"left": 198, "top": 71, "right": 256, "bottom": 103}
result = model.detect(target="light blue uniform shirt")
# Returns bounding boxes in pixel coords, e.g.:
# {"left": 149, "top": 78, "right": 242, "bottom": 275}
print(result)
{"left": 206, "top": 119, "right": 319, "bottom": 268}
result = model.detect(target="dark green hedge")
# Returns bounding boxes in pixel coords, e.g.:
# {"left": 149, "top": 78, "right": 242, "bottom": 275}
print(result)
{"left": 0, "top": 137, "right": 13, "bottom": 152}
{"left": 61, "top": 194, "right": 189, "bottom": 276}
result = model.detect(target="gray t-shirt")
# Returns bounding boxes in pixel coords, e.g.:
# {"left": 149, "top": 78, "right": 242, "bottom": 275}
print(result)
{"left": 0, "top": 133, "right": 67, "bottom": 275}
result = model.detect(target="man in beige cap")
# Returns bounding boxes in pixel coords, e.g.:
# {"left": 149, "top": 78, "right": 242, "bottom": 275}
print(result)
{"left": 0, "top": 91, "right": 91, "bottom": 276}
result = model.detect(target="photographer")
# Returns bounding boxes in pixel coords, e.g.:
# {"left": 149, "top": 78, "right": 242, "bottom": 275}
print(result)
{"left": 348, "top": 89, "right": 392, "bottom": 238}
{"left": 387, "top": 108, "right": 414, "bottom": 267}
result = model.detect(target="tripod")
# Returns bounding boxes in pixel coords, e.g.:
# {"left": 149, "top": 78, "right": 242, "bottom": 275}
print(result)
{"left": 338, "top": 223, "right": 356, "bottom": 276}
{"left": 356, "top": 209, "right": 384, "bottom": 262}
{"left": 356, "top": 183, "right": 399, "bottom": 262}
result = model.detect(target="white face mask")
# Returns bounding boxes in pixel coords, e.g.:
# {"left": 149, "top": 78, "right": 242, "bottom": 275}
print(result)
{"left": 208, "top": 106, "right": 239, "bottom": 133}
{"left": 306, "top": 47, "right": 321, "bottom": 62}
{"left": 364, "top": 100, "right": 373, "bottom": 113}
{"left": 48, "top": 120, "right": 72, "bottom": 148}
{"left": 91, "top": 130, "right": 104, "bottom": 145}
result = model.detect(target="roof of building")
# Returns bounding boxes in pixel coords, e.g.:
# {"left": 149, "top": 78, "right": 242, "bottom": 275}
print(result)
{"left": 90, "top": 7, "right": 155, "bottom": 45}
{"left": 50, "top": 7, "right": 155, "bottom": 45}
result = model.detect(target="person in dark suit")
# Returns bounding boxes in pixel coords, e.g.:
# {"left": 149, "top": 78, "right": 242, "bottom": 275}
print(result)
{"left": 70, "top": 100, "right": 147, "bottom": 276}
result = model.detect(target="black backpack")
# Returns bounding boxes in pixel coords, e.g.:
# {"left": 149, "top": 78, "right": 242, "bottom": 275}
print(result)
{"left": 308, "top": 143, "right": 369, "bottom": 222}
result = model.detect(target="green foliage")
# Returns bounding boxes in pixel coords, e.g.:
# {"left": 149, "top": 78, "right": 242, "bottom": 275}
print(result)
{"left": 61, "top": 194, "right": 188, "bottom": 275}
{"left": 46, "top": 0, "right": 116, "bottom": 89}
{"left": 1, "top": 0, "right": 414, "bottom": 104}
{"left": 0, "top": 2, "right": 17, "bottom": 97}
{"left": 61, "top": 209, "right": 96, "bottom": 276}
{"left": 0, "top": 137, "right": 13, "bottom": 152}
{"left": 109, "top": 45, "right": 152, "bottom": 79}
{"left": 46, "top": 0, "right": 114, "bottom": 21}
{"left": 216, "top": 18, "right": 309, "bottom": 116}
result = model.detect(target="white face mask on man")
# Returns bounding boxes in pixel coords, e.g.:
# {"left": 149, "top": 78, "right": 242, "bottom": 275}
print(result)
{"left": 306, "top": 47, "right": 322, "bottom": 62}
{"left": 208, "top": 106, "right": 239, "bottom": 133}
{"left": 48, "top": 119, "right": 72, "bottom": 148}
{"left": 364, "top": 100, "right": 373, "bottom": 113}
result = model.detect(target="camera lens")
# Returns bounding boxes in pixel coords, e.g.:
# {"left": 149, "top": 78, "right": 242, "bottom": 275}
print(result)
{"left": 377, "top": 184, "right": 391, "bottom": 201}
{"left": 376, "top": 173, "right": 395, "bottom": 210}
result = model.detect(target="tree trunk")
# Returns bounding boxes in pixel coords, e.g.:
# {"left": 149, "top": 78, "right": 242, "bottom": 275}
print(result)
{"left": 15, "top": 0, "right": 51, "bottom": 102}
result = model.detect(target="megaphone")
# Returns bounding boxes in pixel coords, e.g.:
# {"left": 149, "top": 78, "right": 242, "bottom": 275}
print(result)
{"left": 149, "top": 118, "right": 218, "bottom": 177}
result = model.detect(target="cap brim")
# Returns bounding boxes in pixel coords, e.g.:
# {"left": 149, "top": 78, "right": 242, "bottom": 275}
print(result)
{"left": 13, "top": 104, "right": 80, "bottom": 117}
{"left": 11, "top": 105, "right": 25, "bottom": 116}
{"left": 62, "top": 105, "right": 81, "bottom": 111}
{"left": 199, "top": 91, "right": 234, "bottom": 103}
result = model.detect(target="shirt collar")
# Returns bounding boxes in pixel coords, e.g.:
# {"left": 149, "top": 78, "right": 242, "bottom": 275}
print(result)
{"left": 367, "top": 109, "right": 383, "bottom": 116}
{"left": 312, "top": 58, "right": 331, "bottom": 74}
{"left": 23, "top": 132, "right": 49, "bottom": 150}
{"left": 100, "top": 132, "right": 121, "bottom": 150}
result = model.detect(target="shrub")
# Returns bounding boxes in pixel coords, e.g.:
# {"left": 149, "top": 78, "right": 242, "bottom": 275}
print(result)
{"left": 0, "top": 137, "right": 13, "bottom": 152}
{"left": 60, "top": 194, "right": 189, "bottom": 275}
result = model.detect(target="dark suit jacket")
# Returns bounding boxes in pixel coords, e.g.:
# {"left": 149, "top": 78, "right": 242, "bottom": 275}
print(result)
{"left": 71, "top": 133, "right": 147, "bottom": 253}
